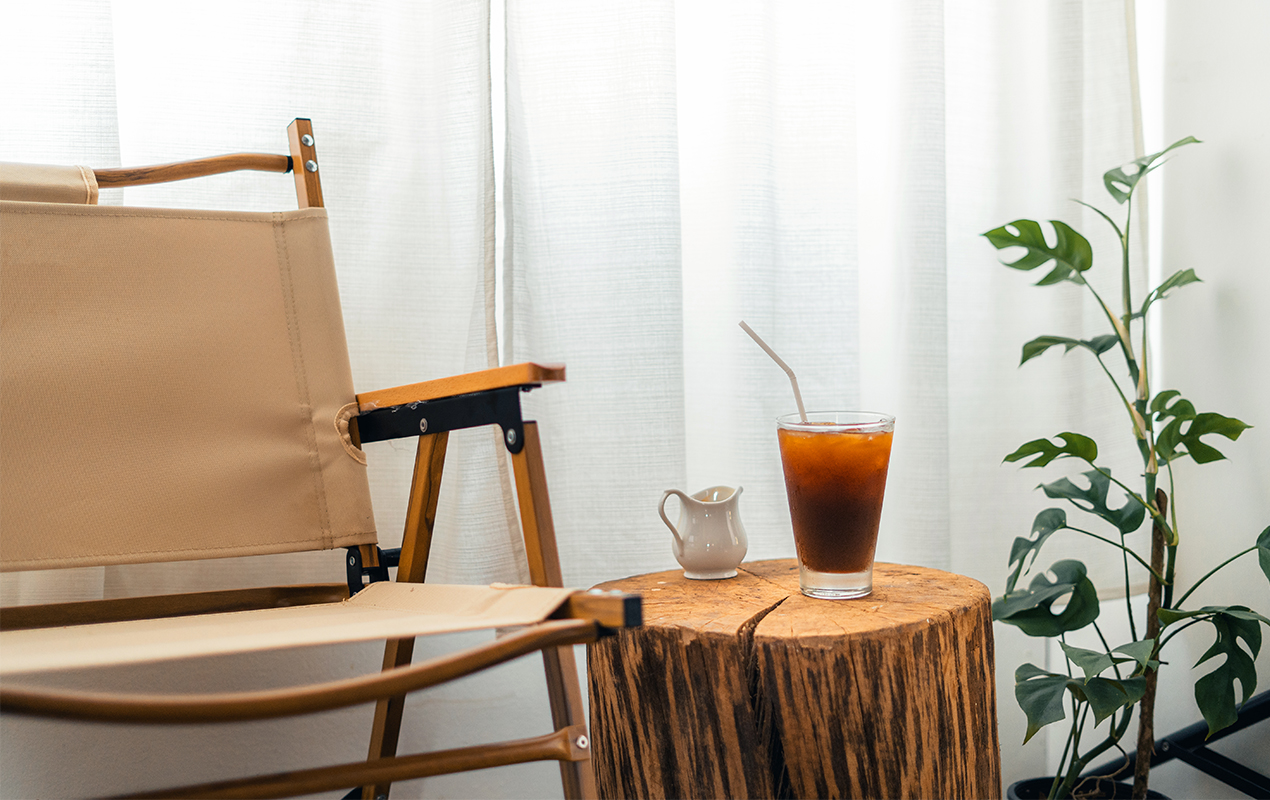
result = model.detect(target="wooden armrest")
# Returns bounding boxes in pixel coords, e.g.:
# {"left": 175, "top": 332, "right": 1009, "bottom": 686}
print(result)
{"left": 93, "top": 153, "right": 292, "bottom": 188}
{"left": 0, "top": 619, "right": 597, "bottom": 723}
{"left": 554, "top": 590, "right": 642, "bottom": 629}
{"left": 356, "top": 362, "right": 565, "bottom": 412}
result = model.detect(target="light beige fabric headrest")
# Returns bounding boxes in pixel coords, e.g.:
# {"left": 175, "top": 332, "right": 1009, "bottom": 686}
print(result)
{"left": 0, "top": 162, "right": 99, "bottom": 204}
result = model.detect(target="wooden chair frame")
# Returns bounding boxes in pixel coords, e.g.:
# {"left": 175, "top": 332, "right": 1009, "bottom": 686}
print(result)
{"left": 0, "top": 119, "right": 636, "bottom": 800}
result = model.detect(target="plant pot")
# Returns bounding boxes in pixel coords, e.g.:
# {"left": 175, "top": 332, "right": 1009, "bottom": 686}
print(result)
{"left": 1006, "top": 777, "right": 1169, "bottom": 799}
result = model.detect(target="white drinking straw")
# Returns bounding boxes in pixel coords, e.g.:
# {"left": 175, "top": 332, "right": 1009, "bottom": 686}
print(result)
{"left": 739, "top": 321, "right": 807, "bottom": 423}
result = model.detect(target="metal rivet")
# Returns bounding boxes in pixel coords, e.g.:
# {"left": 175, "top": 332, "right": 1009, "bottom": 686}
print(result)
{"left": 576, "top": 734, "right": 589, "bottom": 750}
{"left": 305, "top": 159, "right": 318, "bottom": 173}
{"left": 505, "top": 428, "right": 518, "bottom": 446}
{"left": 375, "top": 795, "right": 388, "bottom": 800}
{"left": 348, "top": 555, "right": 357, "bottom": 566}
{"left": 419, "top": 418, "right": 428, "bottom": 434}
{"left": 301, "top": 134, "right": 314, "bottom": 147}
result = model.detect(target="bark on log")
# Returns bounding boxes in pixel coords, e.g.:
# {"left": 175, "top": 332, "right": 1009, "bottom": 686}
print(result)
{"left": 587, "top": 560, "right": 1000, "bottom": 799}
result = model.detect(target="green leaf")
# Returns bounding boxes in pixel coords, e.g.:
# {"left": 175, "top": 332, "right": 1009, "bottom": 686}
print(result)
{"left": 1138, "top": 269, "right": 1202, "bottom": 318}
{"left": 1104, "top": 136, "right": 1202, "bottom": 204}
{"left": 1156, "top": 408, "right": 1251, "bottom": 465}
{"left": 1150, "top": 389, "right": 1189, "bottom": 416}
{"left": 1006, "top": 508, "right": 1067, "bottom": 593}
{"left": 1113, "top": 639, "right": 1159, "bottom": 672}
{"left": 993, "top": 559, "right": 1100, "bottom": 637}
{"left": 1040, "top": 470, "right": 1146, "bottom": 536}
{"left": 1059, "top": 638, "right": 1158, "bottom": 682}
{"left": 1060, "top": 641, "right": 1115, "bottom": 682}
{"left": 1075, "top": 676, "right": 1148, "bottom": 726}
{"left": 1015, "top": 664, "right": 1070, "bottom": 743}
{"left": 1005, "top": 433, "right": 1099, "bottom": 468}
{"left": 1020, "top": 335, "right": 1119, "bottom": 366}
{"left": 1191, "top": 608, "right": 1265, "bottom": 736}
{"left": 1258, "top": 526, "right": 1270, "bottom": 585}
{"left": 1159, "top": 605, "right": 1270, "bottom": 626}
{"left": 983, "top": 219, "right": 1093, "bottom": 285}
{"left": 1015, "top": 664, "right": 1146, "bottom": 741}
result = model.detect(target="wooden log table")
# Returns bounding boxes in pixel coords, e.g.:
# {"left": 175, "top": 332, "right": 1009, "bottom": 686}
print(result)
{"left": 586, "top": 559, "right": 1000, "bottom": 799}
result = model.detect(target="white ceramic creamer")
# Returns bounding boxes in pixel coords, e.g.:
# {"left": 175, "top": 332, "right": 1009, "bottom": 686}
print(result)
{"left": 658, "top": 486, "right": 748, "bottom": 579}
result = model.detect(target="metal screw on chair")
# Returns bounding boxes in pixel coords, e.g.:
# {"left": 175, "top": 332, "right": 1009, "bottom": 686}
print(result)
{"left": 375, "top": 795, "right": 387, "bottom": 800}
{"left": 300, "top": 134, "right": 314, "bottom": 147}
{"left": 505, "top": 428, "right": 518, "bottom": 446}
{"left": 576, "top": 734, "right": 589, "bottom": 750}
{"left": 305, "top": 159, "right": 318, "bottom": 172}
{"left": 348, "top": 554, "right": 357, "bottom": 566}
{"left": 419, "top": 418, "right": 428, "bottom": 434}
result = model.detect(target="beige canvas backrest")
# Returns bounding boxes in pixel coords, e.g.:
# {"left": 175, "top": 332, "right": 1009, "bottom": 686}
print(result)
{"left": 0, "top": 163, "right": 377, "bottom": 571}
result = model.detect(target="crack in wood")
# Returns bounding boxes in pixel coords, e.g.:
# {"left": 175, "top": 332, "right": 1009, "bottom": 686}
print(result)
{"left": 737, "top": 597, "right": 795, "bottom": 799}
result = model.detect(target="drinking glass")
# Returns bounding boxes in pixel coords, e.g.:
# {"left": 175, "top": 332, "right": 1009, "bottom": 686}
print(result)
{"left": 776, "top": 411, "right": 895, "bottom": 599}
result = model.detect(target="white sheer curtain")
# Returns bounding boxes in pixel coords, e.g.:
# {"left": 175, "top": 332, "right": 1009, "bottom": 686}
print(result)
{"left": 3, "top": 0, "right": 1167, "bottom": 796}
{"left": 504, "top": 1, "right": 1142, "bottom": 784}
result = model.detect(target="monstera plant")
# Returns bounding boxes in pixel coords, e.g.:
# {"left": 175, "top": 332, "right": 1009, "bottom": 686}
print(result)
{"left": 984, "top": 137, "right": 1270, "bottom": 800}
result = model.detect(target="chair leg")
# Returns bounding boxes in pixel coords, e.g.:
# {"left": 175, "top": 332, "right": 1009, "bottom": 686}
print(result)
{"left": 364, "top": 432, "right": 448, "bottom": 800}
{"left": 512, "top": 422, "right": 597, "bottom": 800}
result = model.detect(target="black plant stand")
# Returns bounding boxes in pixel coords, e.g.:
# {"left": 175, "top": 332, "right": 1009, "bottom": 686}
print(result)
{"left": 1082, "top": 690, "right": 1270, "bottom": 799}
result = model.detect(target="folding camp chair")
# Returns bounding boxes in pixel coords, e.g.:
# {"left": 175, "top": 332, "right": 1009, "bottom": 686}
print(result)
{"left": 0, "top": 119, "right": 639, "bottom": 800}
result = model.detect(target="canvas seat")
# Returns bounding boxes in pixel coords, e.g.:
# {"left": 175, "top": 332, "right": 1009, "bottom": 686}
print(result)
{"left": 0, "top": 119, "right": 638, "bottom": 800}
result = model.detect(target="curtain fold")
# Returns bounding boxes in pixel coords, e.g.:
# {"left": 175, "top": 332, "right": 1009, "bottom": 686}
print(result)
{"left": 503, "top": 0, "right": 685, "bottom": 586}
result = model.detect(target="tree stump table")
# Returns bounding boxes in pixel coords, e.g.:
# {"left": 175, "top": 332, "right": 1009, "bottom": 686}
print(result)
{"left": 586, "top": 559, "right": 1000, "bottom": 799}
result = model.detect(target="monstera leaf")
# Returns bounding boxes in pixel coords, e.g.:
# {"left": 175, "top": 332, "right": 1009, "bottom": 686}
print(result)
{"left": 1152, "top": 391, "right": 1250, "bottom": 464}
{"left": 1015, "top": 664, "right": 1069, "bottom": 743}
{"left": 1060, "top": 638, "right": 1157, "bottom": 682}
{"left": 1040, "top": 470, "right": 1146, "bottom": 536}
{"left": 1137, "top": 269, "right": 1201, "bottom": 319}
{"left": 994, "top": 559, "right": 1100, "bottom": 637}
{"left": 1159, "top": 606, "right": 1269, "bottom": 736}
{"left": 1005, "top": 433, "right": 1098, "bottom": 468}
{"left": 983, "top": 219, "right": 1093, "bottom": 285}
{"left": 1015, "top": 663, "right": 1146, "bottom": 743}
{"left": 1019, "top": 334, "right": 1119, "bottom": 366}
{"left": 1006, "top": 509, "right": 1068, "bottom": 593}
{"left": 1104, "top": 136, "right": 1202, "bottom": 204}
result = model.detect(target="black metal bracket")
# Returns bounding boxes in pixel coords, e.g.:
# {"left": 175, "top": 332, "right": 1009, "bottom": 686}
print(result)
{"left": 345, "top": 546, "right": 401, "bottom": 596}
{"left": 1083, "top": 689, "right": 1270, "bottom": 797}
{"left": 354, "top": 385, "right": 532, "bottom": 454}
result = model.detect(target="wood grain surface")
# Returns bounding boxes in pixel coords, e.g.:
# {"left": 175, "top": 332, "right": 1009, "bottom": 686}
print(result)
{"left": 587, "top": 560, "right": 1000, "bottom": 799}
{"left": 356, "top": 362, "right": 565, "bottom": 412}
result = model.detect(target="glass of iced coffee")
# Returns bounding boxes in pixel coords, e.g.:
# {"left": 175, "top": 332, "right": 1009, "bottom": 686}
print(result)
{"left": 776, "top": 411, "right": 895, "bottom": 599}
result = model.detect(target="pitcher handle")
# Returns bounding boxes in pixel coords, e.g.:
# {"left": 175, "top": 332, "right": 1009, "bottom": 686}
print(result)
{"left": 659, "top": 489, "right": 689, "bottom": 554}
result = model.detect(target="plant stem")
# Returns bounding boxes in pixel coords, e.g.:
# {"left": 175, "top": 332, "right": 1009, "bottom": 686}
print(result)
{"left": 1055, "top": 704, "right": 1133, "bottom": 798}
{"left": 1049, "top": 711, "right": 1079, "bottom": 800}
{"left": 1094, "top": 354, "right": 1137, "bottom": 421}
{"left": 1122, "top": 195, "right": 1134, "bottom": 326}
{"left": 1173, "top": 546, "right": 1258, "bottom": 609}
{"left": 1092, "top": 620, "right": 1125, "bottom": 681}
{"left": 1158, "top": 618, "right": 1206, "bottom": 652}
{"left": 1133, "top": 489, "right": 1168, "bottom": 798}
{"left": 1081, "top": 276, "right": 1139, "bottom": 385}
{"left": 1163, "top": 463, "right": 1179, "bottom": 608}
{"left": 1122, "top": 532, "right": 1139, "bottom": 644}
{"left": 1064, "top": 525, "right": 1166, "bottom": 582}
